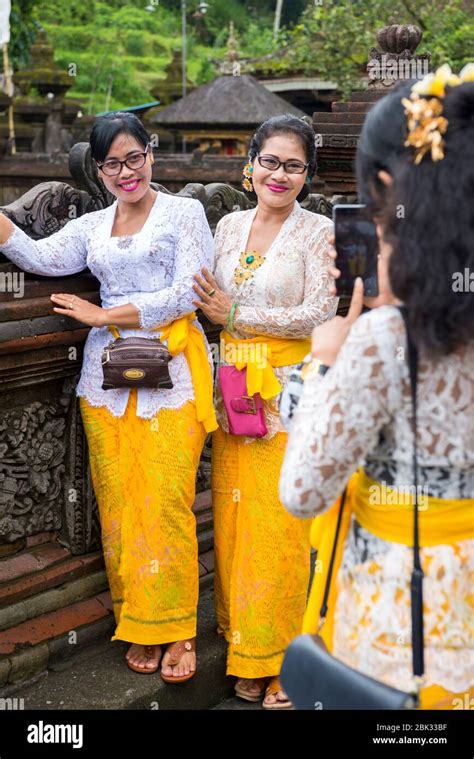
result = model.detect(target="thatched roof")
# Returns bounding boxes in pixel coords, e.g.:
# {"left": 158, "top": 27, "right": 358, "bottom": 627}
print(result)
{"left": 149, "top": 74, "right": 306, "bottom": 128}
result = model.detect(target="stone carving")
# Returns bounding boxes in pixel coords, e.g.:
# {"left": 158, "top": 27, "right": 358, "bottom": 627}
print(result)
{"left": 203, "top": 182, "right": 255, "bottom": 230}
{"left": 0, "top": 387, "right": 72, "bottom": 543}
{"left": 376, "top": 24, "right": 422, "bottom": 54}
{"left": 301, "top": 193, "right": 333, "bottom": 217}
{"left": 61, "top": 379, "right": 101, "bottom": 555}
{"left": 68, "top": 142, "right": 115, "bottom": 211}
{"left": 367, "top": 24, "right": 431, "bottom": 89}
{"left": 1, "top": 181, "right": 91, "bottom": 240}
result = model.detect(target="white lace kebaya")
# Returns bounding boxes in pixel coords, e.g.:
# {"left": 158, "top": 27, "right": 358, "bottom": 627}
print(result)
{"left": 280, "top": 306, "right": 474, "bottom": 694}
{"left": 1, "top": 192, "right": 215, "bottom": 418}
{"left": 213, "top": 201, "right": 338, "bottom": 440}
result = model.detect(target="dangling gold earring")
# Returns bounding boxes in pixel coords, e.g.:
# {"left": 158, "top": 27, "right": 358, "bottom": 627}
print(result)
{"left": 242, "top": 162, "right": 254, "bottom": 192}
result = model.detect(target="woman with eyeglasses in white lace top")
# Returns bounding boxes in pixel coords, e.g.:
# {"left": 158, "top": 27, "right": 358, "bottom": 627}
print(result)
{"left": 193, "top": 115, "right": 338, "bottom": 708}
{"left": 0, "top": 112, "right": 216, "bottom": 682}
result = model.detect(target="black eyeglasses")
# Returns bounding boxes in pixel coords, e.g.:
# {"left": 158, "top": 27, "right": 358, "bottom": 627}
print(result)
{"left": 257, "top": 154, "right": 309, "bottom": 174}
{"left": 97, "top": 144, "right": 151, "bottom": 176}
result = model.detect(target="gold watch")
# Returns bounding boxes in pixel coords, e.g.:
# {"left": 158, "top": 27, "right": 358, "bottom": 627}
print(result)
{"left": 302, "top": 358, "right": 330, "bottom": 380}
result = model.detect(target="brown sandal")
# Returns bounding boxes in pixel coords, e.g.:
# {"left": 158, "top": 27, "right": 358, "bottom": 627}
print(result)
{"left": 126, "top": 644, "right": 162, "bottom": 674}
{"left": 160, "top": 639, "right": 196, "bottom": 684}
{"left": 262, "top": 676, "right": 293, "bottom": 710}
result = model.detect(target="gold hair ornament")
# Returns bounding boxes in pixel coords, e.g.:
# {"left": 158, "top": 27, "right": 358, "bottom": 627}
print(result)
{"left": 402, "top": 63, "right": 474, "bottom": 165}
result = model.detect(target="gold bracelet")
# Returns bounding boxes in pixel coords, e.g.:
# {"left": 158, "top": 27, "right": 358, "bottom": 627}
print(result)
{"left": 303, "top": 358, "right": 330, "bottom": 379}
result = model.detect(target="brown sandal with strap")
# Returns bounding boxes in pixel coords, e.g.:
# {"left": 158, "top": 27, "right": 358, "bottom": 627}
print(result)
{"left": 160, "top": 638, "right": 196, "bottom": 684}
{"left": 262, "top": 676, "right": 293, "bottom": 710}
{"left": 126, "top": 644, "right": 162, "bottom": 674}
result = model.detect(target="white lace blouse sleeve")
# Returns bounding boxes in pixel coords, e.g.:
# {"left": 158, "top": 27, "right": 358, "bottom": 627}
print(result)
{"left": 0, "top": 216, "right": 88, "bottom": 276}
{"left": 279, "top": 307, "right": 405, "bottom": 518}
{"left": 233, "top": 222, "right": 338, "bottom": 338}
{"left": 129, "top": 199, "right": 214, "bottom": 329}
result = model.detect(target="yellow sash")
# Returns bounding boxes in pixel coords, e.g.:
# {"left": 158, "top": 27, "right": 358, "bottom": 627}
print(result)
{"left": 109, "top": 312, "right": 218, "bottom": 433}
{"left": 220, "top": 329, "right": 311, "bottom": 399}
{"left": 302, "top": 468, "right": 474, "bottom": 650}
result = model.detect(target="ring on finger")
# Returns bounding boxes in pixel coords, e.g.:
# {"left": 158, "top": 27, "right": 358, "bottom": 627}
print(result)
{"left": 207, "top": 288, "right": 216, "bottom": 297}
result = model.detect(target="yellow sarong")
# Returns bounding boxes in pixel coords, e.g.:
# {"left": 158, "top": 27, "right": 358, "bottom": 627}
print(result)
{"left": 212, "top": 332, "right": 313, "bottom": 678}
{"left": 80, "top": 389, "right": 207, "bottom": 644}
{"left": 79, "top": 313, "right": 213, "bottom": 644}
{"left": 303, "top": 468, "right": 474, "bottom": 709}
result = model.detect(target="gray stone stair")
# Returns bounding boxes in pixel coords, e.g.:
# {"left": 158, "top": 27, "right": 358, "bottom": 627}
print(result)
{"left": 1, "top": 586, "right": 237, "bottom": 710}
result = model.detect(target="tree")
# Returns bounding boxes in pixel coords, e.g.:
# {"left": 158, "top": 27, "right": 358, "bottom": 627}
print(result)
{"left": 287, "top": 0, "right": 473, "bottom": 98}
{"left": 8, "top": 0, "right": 38, "bottom": 69}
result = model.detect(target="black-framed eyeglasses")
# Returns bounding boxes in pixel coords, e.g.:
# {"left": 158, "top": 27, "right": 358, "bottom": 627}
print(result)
{"left": 97, "top": 144, "right": 151, "bottom": 176}
{"left": 257, "top": 154, "right": 309, "bottom": 174}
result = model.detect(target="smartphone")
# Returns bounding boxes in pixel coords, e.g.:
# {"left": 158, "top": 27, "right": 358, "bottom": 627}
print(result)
{"left": 333, "top": 204, "right": 379, "bottom": 298}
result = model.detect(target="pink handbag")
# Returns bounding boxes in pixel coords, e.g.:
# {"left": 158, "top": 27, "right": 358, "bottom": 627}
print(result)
{"left": 218, "top": 365, "right": 268, "bottom": 438}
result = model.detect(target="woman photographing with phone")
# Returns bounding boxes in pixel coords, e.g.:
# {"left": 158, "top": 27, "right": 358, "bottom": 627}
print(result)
{"left": 0, "top": 112, "right": 216, "bottom": 681}
{"left": 280, "top": 66, "right": 474, "bottom": 709}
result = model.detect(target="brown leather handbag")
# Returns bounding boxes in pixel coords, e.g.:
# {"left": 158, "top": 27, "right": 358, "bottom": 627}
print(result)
{"left": 101, "top": 327, "right": 174, "bottom": 390}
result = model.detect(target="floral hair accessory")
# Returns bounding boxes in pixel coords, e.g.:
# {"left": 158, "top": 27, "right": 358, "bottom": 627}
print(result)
{"left": 401, "top": 94, "right": 448, "bottom": 164}
{"left": 242, "top": 162, "right": 254, "bottom": 192}
{"left": 402, "top": 63, "right": 474, "bottom": 164}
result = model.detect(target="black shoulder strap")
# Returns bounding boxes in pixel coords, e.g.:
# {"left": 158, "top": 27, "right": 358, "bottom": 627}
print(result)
{"left": 317, "top": 306, "right": 424, "bottom": 681}
{"left": 398, "top": 305, "right": 425, "bottom": 680}
{"left": 318, "top": 487, "right": 347, "bottom": 627}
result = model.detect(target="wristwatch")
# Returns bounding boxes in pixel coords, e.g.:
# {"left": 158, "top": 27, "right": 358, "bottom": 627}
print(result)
{"left": 301, "top": 358, "right": 330, "bottom": 380}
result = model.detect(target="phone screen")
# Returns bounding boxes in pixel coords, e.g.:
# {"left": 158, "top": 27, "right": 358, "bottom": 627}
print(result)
{"left": 333, "top": 204, "right": 379, "bottom": 298}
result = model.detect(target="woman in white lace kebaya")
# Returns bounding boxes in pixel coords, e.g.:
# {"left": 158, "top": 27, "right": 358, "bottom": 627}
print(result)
{"left": 280, "top": 73, "right": 474, "bottom": 709}
{"left": 193, "top": 116, "right": 338, "bottom": 708}
{"left": 0, "top": 113, "right": 217, "bottom": 681}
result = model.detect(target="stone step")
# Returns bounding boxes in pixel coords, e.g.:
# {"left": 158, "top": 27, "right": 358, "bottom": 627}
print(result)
{"left": 1, "top": 586, "right": 234, "bottom": 710}
{"left": 0, "top": 489, "right": 212, "bottom": 610}
{"left": 313, "top": 123, "right": 362, "bottom": 135}
{"left": 314, "top": 112, "right": 366, "bottom": 124}
{"left": 349, "top": 90, "right": 386, "bottom": 102}
{"left": 0, "top": 589, "right": 114, "bottom": 657}
{"left": 0, "top": 542, "right": 72, "bottom": 586}
{"left": 193, "top": 489, "right": 212, "bottom": 515}
{"left": 0, "top": 552, "right": 104, "bottom": 609}
{"left": 331, "top": 101, "right": 375, "bottom": 113}
{"left": 0, "top": 489, "right": 215, "bottom": 688}
{"left": 0, "top": 570, "right": 109, "bottom": 632}
{"left": 0, "top": 548, "right": 215, "bottom": 689}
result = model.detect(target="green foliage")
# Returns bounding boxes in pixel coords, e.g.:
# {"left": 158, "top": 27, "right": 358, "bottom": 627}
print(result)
{"left": 34, "top": 0, "right": 97, "bottom": 25}
{"left": 288, "top": 0, "right": 474, "bottom": 99}
{"left": 8, "top": 0, "right": 39, "bottom": 69}
{"left": 7, "top": 0, "right": 473, "bottom": 111}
